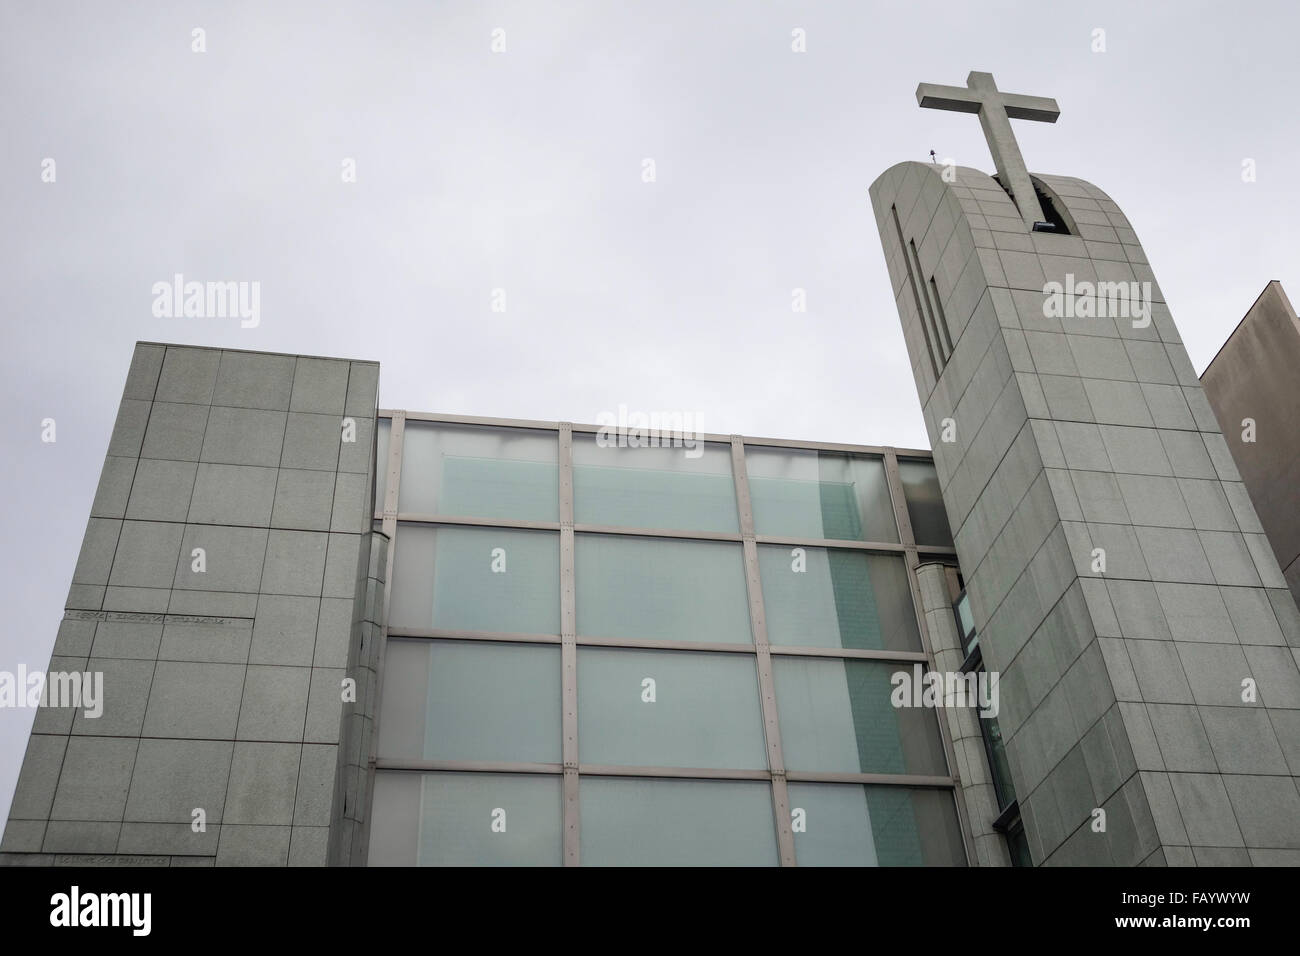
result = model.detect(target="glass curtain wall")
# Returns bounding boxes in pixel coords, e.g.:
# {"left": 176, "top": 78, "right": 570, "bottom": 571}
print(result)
{"left": 368, "top": 418, "right": 967, "bottom": 866}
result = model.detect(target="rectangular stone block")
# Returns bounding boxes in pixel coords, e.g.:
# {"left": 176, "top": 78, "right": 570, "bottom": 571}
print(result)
{"left": 212, "top": 351, "right": 296, "bottom": 410}
{"left": 142, "top": 661, "right": 245, "bottom": 738}
{"left": 141, "top": 402, "right": 209, "bottom": 461}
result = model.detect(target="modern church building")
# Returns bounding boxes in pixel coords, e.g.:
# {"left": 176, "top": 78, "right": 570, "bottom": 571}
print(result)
{"left": 3, "top": 73, "right": 1299, "bottom": 867}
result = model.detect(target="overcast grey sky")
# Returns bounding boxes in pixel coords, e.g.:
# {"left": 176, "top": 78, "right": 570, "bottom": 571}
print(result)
{"left": 2, "top": 0, "right": 1297, "bottom": 825}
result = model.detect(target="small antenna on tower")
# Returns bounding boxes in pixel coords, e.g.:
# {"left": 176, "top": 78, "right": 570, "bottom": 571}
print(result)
{"left": 929, "top": 149, "right": 937, "bottom": 163}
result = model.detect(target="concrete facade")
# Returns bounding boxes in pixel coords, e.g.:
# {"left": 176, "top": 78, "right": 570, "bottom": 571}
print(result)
{"left": 1201, "top": 281, "right": 1300, "bottom": 610}
{"left": 0, "top": 343, "right": 386, "bottom": 866}
{"left": 871, "top": 160, "right": 1300, "bottom": 866}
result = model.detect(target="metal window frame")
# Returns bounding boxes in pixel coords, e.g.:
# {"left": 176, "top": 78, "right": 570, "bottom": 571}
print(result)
{"left": 365, "top": 411, "right": 971, "bottom": 867}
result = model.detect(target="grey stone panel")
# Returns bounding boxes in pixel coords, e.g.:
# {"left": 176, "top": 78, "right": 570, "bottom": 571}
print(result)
{"left": 101, "top": 586, "right": 171, "bottom": 614}
{"left": 211, "top": 351, "right": 296, "bottom": 411}
{"left": 199, "top": 407, "right": 287, "bottom": 468}
{"left": 304, "top": 667, "right": 346, "bottom": 743}
{"left": 1199, "top": 707, "right": 1288, "bottom": 774}
{"left": 330, "top": 473, "right": 369, "bottom": 533}
{"left": 50, "top": 736, "right": 138, "bottom": 822}
{"left": 124, "top": 738, "right": 233, "bottom": 823}
{"left": 250, "top": 595, "right": 319, "bottom": 666}
{"left": 1241, "top": 644, "right": 1300, "bottom": 707}
{"left": 271, "top": 469, "right": 335, "bottom": 532}
{"left": 188, "top": 463, "right": 278, "bottom": 526}
{"left": 173, "top": 525, "right": 268, "bottom": 593}
{"left": 338, "top": 417, "right": 374, "bottom": 474}
{"left": 32, "top": 655, "right": 89, "bottom": 736}
{"left": 156, "top": 347, "right": 221, "bottom": 404}
{"left": 322, "top": 534, "right": 363, "bottom": 598}
{"left": 90, "top": 456, "right": 137, "bottom": 519}
{"left": 217, "top": 825, "right": 291, "bottom": 866}
{"left": 126, "top": 459, "right": 198, "bottom": 522}
{"left": 108, "top": 521, "right": 184, "bottom": 589}
{"left": 314, "top": 598, "right": 353, "bottom": 669}
{"left": 158, "top": 619, "right": 253, "bottom": 664}
{"left": 123, "top": 344, "right": 165, "bottom": 401}
{"left": 1222, "top": 587, "right": 1284, "bottom": 645}
{"left": 141, "top": 661, "right": 245, "bottom": 738}
{"left": 165, "top": 591, "right": 259, "bottom": 618}
{"left": 261, "top": 530, "right": 328, "bottom": 596}
{"left": 236, "top": 666, "right": 310, "bottom": 741}
{"left": 73, "top": 518, "right": 121, "bottom": 587}
{"left": 1175, "top": 643, "right": 1252, "bottom": 708}
{"left": 1153, "top": 584, "right": 1232, "bottom": 644}
{"left": 107, "top": 400, "right": 150, "bottom": 458}
{"left": 8, "top": 735, "right": 68, "bottom": 820}
{"left": 72, "top": 658, "right": 155, "bottom": 737}
{"left": 140, "top": 402, "right": 209, "bottom": 461}
{"left": 1167, "top": 773, "right": 1245, "bottom": 848}
{"left": 117, "top": 822, "right": 220, "bottom": 856}
{"left": 288, "top": 826, "right": 330, "bottom": 866}
{"left": 344, "top": 362, "right": 380, "bottom": 417}
{"left": 91, "top": 618, "right": 164, "bottom": 659}
{"left": 43, "top": 822, "right": 120, "bottom": 854}
{"left": 224, "top": 743, "right": 301, "bottom": 825}
{"left": 282, "top": 412, "right": 343, "bottom": 472}
{"left": 294, "top": 745, "right": 338, "bottom": 827}
{"left": 290, "top": 358, "right": 350, "bottom": 415}
{"left": 0, "top": 821, "right": 46, "bottom": 853}
{"left": 53, "top": 617, "right": 96, "bottom": 657}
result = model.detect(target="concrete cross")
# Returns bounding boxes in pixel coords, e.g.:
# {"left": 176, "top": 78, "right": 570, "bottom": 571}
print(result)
{"left": 916, "top": 71, "right": 1060, "bottom": 229}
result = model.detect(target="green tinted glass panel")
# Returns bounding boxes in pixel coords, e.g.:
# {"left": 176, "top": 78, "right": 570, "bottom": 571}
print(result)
{"left": 580, "top": 777, "right": 777, "bottom": 866}
{"left": 745, "top": 446, "right": 898, "bottom": 542}
{"left": 398, "top": 423, "right": 558, "bottom": 522}
{"left": 576, "top": 535, "right": 752, "bottom": 644}
{"left": 774, "top": 657, "right": 947, "bottom": 775}
{"left": 578, "top": 647, "right": 766, "bottom": 769}
{"left": 982, "top": 710, "right": 1016, "bottom": 809}
{"left": 368, "top": 771, "right": 562, "bottom": 866}
{"left": 572, "top": 436, "right": 738, "bottom": 533}
{"left": 1007, "top": 824, "right": 1033, "bottom": 866}
{"left": 389, "top": 524, "right": 559, "bottom": 633}
{"left": 788, "top": 783, "right": 966, "bottom": 866}
{"left": 899, "top": 459, "right": 953, "bottom": 547}
{"left": 757, "top": 546, "right": 919, "bottom": 650}
{"left": 377, "top": 639, "right": 561, "bottom": 763}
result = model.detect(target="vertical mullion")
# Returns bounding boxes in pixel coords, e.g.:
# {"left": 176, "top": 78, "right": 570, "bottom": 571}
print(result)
{"left": 732, "top": 436, "right": 796, "bottom": 866}
{"left": 559, "top": 423, "right": 580, "bottom": 866}
{"left": 884, "top": 448, "right": 977, "bottom": 867}
{"left": 359, "top": 410, "right": 405, "bottom": 865}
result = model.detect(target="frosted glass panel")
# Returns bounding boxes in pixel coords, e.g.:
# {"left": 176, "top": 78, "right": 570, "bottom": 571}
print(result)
{"left": 746, "top": 446, "right": 898, "bottom": 543}
{"left": 368, "top": 771, "right": 562, "bottom": 867}
{"left": 389, "top": 524, "right": 559, "bottom": 633}
{"left": 787, "top": 783, "right": 965, "bottom": 866}
{"left": 572, "top": 435, "right": 738, "bottom": 533}
{"left": 758, "top": 546, "right": 919, "bottom": 651}
{"left": 377, "top": 639, "right": 561, "bottom": 762}
{"left": 899, "top": 459, "right": 953, "bottom": 547}
{"left": 398, "top": 423, "right": 558, "bottom": 522}
{"left": 581, "top": 777, "right": 777, "bottom": 866}
{"left": 774, "top": 657, "right": 948, "bottom": 775}
{"left": 576, "top": 535, "right": 752, "bottom": 644}
{"left": 578, "top": 648, "right": 766, "bottom": 769}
